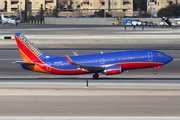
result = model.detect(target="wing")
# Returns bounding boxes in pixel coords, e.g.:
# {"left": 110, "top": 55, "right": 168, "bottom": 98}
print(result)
{"left": 65, "top": 54, "right": 105, "bottom": 72}
{"left": 12, "top": 61, "right": 36, "bottom": 65}
{"left": 72, "top": 51, "right": 78, "bottom": 56}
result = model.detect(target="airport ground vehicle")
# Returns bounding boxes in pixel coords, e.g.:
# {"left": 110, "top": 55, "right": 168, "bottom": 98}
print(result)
{"left": 126, "top": 21, "right": 132, "bottom": 26}
{"left": 148, "top": 21, "right": 154, "bottom": 26}
{"left": 137, "top": 21, "right": 142, "bottom": 26}
{"left": 123, "top": 19, "right": 139, "bottom": 26}
{"left": 159, "top": 22, "right": 168, "bottom": 27}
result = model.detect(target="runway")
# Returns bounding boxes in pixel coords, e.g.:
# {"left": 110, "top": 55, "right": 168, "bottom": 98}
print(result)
{"left": 0, "top": 96, "right": 180, "bottom": 116}
{"left": 0, "top": 78, "right": 180, "bottom": 116}
{"left": 0, "top": 24, "right": 180, "bottom": 117}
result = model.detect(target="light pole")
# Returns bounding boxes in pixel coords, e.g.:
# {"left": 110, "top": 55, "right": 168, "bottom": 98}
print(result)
{"left": 150, "top": 0, "right": 152, "bottom": 18}
{"left": 73, "top": 0, "right": 74, "bottom": 18}
{"left": 115, "top": 0, "right": 116, "bottom": 17}
{"left": 112, "top": 0, "right": 113, "bottom": 17}
{"left": 104, "top": 0, "right": 106, "bottom": 18}
{"left": 34, "top": 0, "right": 35, "bottom": 16}
{"left": 20, "top": 0, "right": 21, "bottom": 20}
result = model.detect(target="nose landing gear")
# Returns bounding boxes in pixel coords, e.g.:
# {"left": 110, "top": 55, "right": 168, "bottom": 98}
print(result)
{"left": 93, "top": 73, "right": 99, "bottom": 79}
{"left": 153, "top": 70, "right": 157, "bottom": 74}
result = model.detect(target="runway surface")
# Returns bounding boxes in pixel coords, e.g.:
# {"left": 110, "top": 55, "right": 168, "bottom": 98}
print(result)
{"left": 0, "top": 24, "right": 180, "bottom": 116}
{"left": 0, "top": 24, "right": 180, "bottom": 49}
{"left": 0, "top": 96, "right": 180, "bottom": 116}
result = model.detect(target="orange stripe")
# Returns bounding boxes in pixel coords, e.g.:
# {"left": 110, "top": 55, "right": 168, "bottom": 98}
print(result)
{"left": 19, "top": 48, "right": 48, "bottom": 73}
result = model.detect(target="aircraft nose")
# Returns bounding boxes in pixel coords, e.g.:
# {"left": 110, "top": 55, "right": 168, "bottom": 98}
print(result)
{"left": 167, "top": 55, "right": 173, "bottom": 63}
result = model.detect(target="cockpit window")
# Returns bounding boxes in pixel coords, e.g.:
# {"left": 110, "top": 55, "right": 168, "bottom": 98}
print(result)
{"left": 157, "top": 53, "right": 165, "bottom": 56}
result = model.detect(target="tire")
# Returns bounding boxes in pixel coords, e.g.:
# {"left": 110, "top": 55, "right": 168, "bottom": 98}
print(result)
{"left": 93, "top": 74, "right": 99, "bottom": 79}
{"left": 153, "top": 70, "right": 157, "bottom": 74}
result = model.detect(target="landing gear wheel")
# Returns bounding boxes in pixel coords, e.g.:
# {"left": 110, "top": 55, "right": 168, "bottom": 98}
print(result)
{"left": 153, "top": 70, "right": 157, "bottom": 74}
{"left": 93, "top": 73, "right": 99, "bottom": 79}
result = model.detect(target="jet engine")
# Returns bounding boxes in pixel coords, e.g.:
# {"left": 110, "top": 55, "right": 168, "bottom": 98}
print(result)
{"left": 103, "top": 65, "right": 123, "bottom": 75}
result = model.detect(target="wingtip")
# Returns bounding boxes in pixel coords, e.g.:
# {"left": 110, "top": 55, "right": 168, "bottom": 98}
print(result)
{"left": 64, "top": 54, "right": 73, "bottom": 65}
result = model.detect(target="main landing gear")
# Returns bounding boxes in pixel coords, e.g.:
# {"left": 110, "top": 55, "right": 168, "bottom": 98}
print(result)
{"left": 93, "top": 73, "right": 99, "bottom": 79}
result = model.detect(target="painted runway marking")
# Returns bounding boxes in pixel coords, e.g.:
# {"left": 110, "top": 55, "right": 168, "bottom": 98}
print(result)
{"left": 0, "top": 116, "right": 180, "bottom": 120}
{"left": 173, "top": 59, "right": 180, "bottom": 60}
{"left": 0, "top": 59, "right": 22, "bottom": 60}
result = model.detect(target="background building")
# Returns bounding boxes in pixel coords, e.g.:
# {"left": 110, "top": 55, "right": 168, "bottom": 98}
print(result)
{"left": 0, "top": 0, "right": 56, "bottom": 15}
{"left": 147, "top": 0, "right": 180, "bottom": 17}
{"left": 0, "top": 0, "right": 6, "bottom": 11}
{"left": 72, "top": 0, "right": 133, "bottom": 16}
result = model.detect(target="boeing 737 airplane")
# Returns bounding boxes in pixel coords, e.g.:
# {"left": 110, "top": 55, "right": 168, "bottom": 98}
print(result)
{"left": 1, "top": 14, "right": 20, "bottom": 26}
{"left": 13, "top": 32, "right": 173, "bottom": 79}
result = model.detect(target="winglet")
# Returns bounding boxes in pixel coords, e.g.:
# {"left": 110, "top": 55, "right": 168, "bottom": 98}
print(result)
{"left": 65, "top": 54, "right": 74, "bottom": 65}
{"left": 72, "top": 51, "right": 78, "bottom": 56}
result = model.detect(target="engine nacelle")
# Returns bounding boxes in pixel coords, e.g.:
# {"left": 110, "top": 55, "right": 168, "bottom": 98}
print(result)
{"left": 103, "top": 65, "right": 122, "bottom": 75}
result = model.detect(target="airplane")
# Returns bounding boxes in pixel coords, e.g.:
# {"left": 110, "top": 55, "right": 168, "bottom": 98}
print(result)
{"left": 1, "top": 14, "right": 20, "bottom": 26}
{"left": 13, "top": 32, "right": 173, "bottom": 79}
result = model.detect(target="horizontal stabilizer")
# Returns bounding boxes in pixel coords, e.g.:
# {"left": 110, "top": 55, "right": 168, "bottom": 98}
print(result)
{"left": 13, "top": 61, "right": 36, "bottom": 65}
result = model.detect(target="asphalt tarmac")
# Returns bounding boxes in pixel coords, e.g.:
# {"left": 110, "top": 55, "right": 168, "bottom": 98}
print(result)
{"left": 0, "top": 24, "right": 180, "bottom": 49}
{"left": 0, "top": 24, "right": 180, "bottom": 116}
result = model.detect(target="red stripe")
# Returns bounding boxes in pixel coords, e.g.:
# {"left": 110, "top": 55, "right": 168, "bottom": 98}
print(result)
{"left": 119, "top": 62, "right": 163, "bottom": 70}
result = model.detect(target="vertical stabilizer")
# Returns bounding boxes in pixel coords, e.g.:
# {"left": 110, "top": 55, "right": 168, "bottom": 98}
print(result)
{"left": 1, "top": 14, "right": 5, "bottom": 20}
{"left": 14, "top": 32, "right": 44, "bottom": 63}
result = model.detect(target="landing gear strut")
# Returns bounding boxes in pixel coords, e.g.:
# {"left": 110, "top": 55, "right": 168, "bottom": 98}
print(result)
{"left": 93, "top": 73, "right": 99, "bottom": 79}
{"left": 153, "top": 70, "right": 157, "bottom": 74}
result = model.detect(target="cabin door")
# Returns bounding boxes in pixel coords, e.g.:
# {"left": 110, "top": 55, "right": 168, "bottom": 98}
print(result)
{"left": 148, "top": 52, "right": 153, "bottom": 61}
{"left": 46, "top": 62, "right": 51, "bottom": 71}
